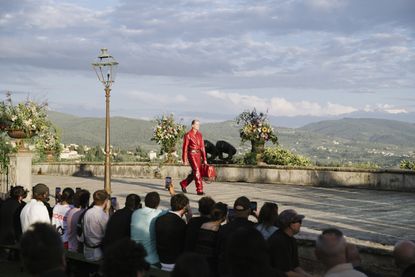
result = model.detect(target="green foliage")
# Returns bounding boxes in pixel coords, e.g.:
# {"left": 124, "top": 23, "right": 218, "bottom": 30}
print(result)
{"left": 262, "top": 146, "right": 312, "bottom": 166}
{"left": 243, "top": 152, "right": 258, "bottom": 165}
{"left": 0, "top": 134, "right": 13, "bottom": 172}
{"left": 400, "top": 160, "right": 415, "bottom": 170}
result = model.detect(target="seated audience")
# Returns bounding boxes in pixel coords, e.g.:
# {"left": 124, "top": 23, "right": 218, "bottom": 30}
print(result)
{"left": 82, "top": 190, "right": 110, "bottom": 261}
{"left": 103, "top": 238, "right": 150, "bottom": 277}
{"left": 268, "top": 209, "right": 311, "bottom": 277}
{"left": 394, "top": 240, "right": 415, "bottom": 277}
{"left": 155, "top": 193, "right": 191, "bottom": 271}
{"left": 185, "top": 196, "right": 215, "bottom": 251}
{"left": 131, "top": 191, "right": 164, "bottom": 266}
{"left": 346, "top": 242, "right": 382, "bottom": 277}
{"left": 102, "top": 193, "right": 141, "bottom": 249}
{"left": 195, "top": 202, "right": 227, "bottom": 277}
{"left": 227, "top": 227, "right": 285, "bottom": 277}
{"left": 52, "top": 187, "right": 74, "bottom": 248}
{"left": 0, "top": 186, "right": 26, "bottom": 245}
{"left": 216, "top": 196, "right": 256, "bottom": 276}
{"left": 20, "top": 183, "right": 51, "bottom": 233}
{"left": 20, "top": 223, "right": 66, "bottom": 276}
{"left": 171, "top": 253, "right": 210, "bottom": 277}
{"left": 66, "top": 189, "right": 90, "bottom": 252}
{"left": 256, "top": 202, "right": 279, "bottom": 240}
{"left": 315, "top": 228, "right": 367, "bottom": 277}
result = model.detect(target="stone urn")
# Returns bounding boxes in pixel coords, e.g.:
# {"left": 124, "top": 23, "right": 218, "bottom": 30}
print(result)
{"left": 250, "top": 140, "right": 266, "bottom": 164}
{"left": 7, "top": 130, "right": 34, "bottom": 151}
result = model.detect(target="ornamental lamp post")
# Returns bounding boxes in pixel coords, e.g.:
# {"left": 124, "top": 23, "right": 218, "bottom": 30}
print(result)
{"left": 92, "top": 48, "right": 118, "bottom": 194}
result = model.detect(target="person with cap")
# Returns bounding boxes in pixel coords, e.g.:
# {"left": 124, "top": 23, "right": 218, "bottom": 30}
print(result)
{"left": 268, "top": 209, "right": 311, "bottom": 277}
{"left": 20, "top": 183, "right": 51, "bottom": 233}
{"left": 216, "top": 196, "right": 256, "bottom": 276}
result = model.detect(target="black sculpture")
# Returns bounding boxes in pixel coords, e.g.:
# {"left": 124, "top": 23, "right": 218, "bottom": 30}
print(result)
{"left": 216, "top": 140, "right": 236, "bottom": 162}
{"left": 204, "top": 140, "right": 236, "bottom": 164}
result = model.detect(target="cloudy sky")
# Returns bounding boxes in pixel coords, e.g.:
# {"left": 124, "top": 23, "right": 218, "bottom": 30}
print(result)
{"left": 1, "top": 0, "right": 415, "bottom": 124}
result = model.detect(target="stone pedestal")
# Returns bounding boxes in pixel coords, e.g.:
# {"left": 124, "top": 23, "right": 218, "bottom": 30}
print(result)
{"left": 8, "top": 152, "right": 33, "bottom": 197}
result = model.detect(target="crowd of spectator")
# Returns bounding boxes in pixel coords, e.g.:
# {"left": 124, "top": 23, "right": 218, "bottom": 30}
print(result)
{"left": 0, "top": 183, "right": 414, "bottom": 277}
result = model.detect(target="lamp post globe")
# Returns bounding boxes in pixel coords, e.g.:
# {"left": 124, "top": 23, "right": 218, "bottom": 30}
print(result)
{"left": 92, "top": 48, "right": 118, "bottom": 194}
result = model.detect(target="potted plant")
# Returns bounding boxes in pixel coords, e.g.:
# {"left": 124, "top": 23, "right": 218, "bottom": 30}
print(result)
{"left": 236, "top": 109, "right": 278, "bottom": 163}
{"left": 151, "top": 114, "right": 186, "bottom": 164}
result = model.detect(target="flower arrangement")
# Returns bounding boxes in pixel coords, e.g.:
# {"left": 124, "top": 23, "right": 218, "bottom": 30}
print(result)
{"left": 236, "top": 109, "right": 278, "bottom": 146}
{"left": 1, "top": 93, "right": 61, "bottom": 158}
{"left": 0, "top": 92, "right": 50, "bottom": 135}
{"left": 151, "top": 114, "right": 186, "bottom": 162}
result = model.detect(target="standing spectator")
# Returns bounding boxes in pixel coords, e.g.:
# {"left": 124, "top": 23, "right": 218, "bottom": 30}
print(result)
{"left": 131, "top": 192, "right": 164, "bottom": 266}
{"left": 52, "top": 187, "right": 74, "bottom": 248}
{"left": 82, "top": 190, "right": 110, "bottom": 261}
{"left": 268, "top": 209, "right": 311, "bottom": 277}
{"left": 0, "top": 186, "right": 26, "bottom": 245}
{"left": 394, "top": 240, "right": 415, "bottom": 277}
{"left": 216, "top": 196, "right": 255, "bottom": 276}
{"left": 20, "top": 183, "right": 51, "bottom": 233}
{"left": 256, "top": 202, "right": 279, "bottom": 240}
{"left": 155, "top": 193, "right": 191, "bottom": 271}
{"left": 102, "top": 193, "right": 141, "bottom": 249}
{"left": 315, "top": 228, "right": 367, "bottom": 277}
{"left": 66, "top": 189, "right": 90, "bottom": 252}
{"left": 103, "top": 238, "right": 150, "bottom": 277}
{"left": 20, "top": 223, "right": 66, "bottom": 277}
{"left": 185, "top": 196, "right": 215, "bottom": 251}
{"left": 195, "top": 202, "right": 228, "bottom": 277}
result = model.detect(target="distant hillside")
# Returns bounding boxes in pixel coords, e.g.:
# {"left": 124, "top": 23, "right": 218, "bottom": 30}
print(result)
{"left": 300, "top": 118, "right": 415, "bottom": 147}
{"left": 48, "top": 111, "right": 415, "bottom": 167}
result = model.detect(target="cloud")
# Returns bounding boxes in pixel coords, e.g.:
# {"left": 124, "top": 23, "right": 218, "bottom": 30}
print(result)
{"left": 363, "top": 104, "right": 408, "bottom": 114}
{"left": 126, "top": 90, "right": 188, "bottom": 105}
{"left": 206, "top": 90, "right": 357, "bottom": 116}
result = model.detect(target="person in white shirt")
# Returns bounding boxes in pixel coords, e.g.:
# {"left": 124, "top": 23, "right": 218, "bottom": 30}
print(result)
{"left": 82, "top": 189, "right": 110, "bottom": 261}
{"left": 20, "top": 183, "right": 51, "bottom": 233}
{"left": 52, "top": 187, "right": 74, "bottom": 249}
{"left": 315, "top": 228, "right": 367, "bottom": 277}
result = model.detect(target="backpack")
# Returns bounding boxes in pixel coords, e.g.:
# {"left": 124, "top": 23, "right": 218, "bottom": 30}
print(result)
{"left": 76, "top": 205, "right": 102, "bottom": 251}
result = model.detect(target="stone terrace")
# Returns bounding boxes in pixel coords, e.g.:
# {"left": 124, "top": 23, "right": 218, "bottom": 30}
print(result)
{"left": 33, "top": 174, "right": 415, "bottom": 250}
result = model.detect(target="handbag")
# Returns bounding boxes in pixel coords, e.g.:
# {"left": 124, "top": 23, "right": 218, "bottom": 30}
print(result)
{"left": 201, "top": 164, "right": 216, "bottom": 183}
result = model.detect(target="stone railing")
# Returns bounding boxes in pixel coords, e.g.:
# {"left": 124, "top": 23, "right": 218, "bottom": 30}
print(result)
{"left": 32, "top": 162, "right": 415, "bottom": 192}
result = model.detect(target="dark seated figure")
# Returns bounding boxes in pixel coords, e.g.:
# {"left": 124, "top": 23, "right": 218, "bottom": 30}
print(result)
{"left": 216, "top": 140, "right": 236, "bottom": 163}
{"left": 204, "top": 140, "right": 218, "bottom": 163}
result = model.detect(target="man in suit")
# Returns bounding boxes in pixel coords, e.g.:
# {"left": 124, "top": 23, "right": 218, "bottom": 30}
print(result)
{"left": 180, "top": 119, "right": 207, "bottom": 195}
{"left": 155, "top": 194, "right": 191, "bottom": 271}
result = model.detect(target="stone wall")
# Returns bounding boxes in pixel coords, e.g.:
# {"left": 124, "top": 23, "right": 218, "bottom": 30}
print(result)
{"left": 33, "top": 162, "right": 415, "bottom": 192}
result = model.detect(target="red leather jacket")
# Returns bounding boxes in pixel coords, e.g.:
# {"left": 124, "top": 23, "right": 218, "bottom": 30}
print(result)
{"left": 182, "top": 130, "right": 207, "bottom": 163}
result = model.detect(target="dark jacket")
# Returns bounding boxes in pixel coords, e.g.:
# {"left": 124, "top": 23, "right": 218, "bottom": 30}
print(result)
{"left": 184, "top": 215, "right": 210, "bottom": 251}
{"left": 0, "top": 198, "right": 24, "bottom": 244}
{"left": 155, "top": 212, "right": 187, "bottom": 264}
{"left": 102, "top": 207, "right": 133, "bottom": 249}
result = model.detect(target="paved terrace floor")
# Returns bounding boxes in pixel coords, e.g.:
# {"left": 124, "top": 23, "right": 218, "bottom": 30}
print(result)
{"left": 33, "top": 175, "right": 415, "bottom": 250}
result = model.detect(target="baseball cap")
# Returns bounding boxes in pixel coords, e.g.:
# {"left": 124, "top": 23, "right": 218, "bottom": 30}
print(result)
{"left": 278, "top": 209, "right": 305, "bottom": 226}
{"left": 233, "top": 196, "right": 250, "bottom": 211}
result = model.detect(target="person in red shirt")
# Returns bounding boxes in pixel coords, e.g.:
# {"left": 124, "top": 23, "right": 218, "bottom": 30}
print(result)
{"left": 180, "top": 119, "right": 207, "bottom": 195}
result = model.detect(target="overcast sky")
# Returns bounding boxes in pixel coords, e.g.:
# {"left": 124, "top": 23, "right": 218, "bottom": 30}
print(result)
{"left": 1, "top": 0, "right": 414, "bottom": 123}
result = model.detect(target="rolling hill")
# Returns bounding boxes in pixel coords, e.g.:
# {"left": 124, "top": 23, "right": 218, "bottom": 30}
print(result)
{"left": 47, "top": 111, "right": 415, "bottom": 167}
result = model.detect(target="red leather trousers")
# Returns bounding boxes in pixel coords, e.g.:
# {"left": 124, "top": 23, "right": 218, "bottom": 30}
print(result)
{"left": 180, "top": 152, "right": 203, "bottom": 193}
